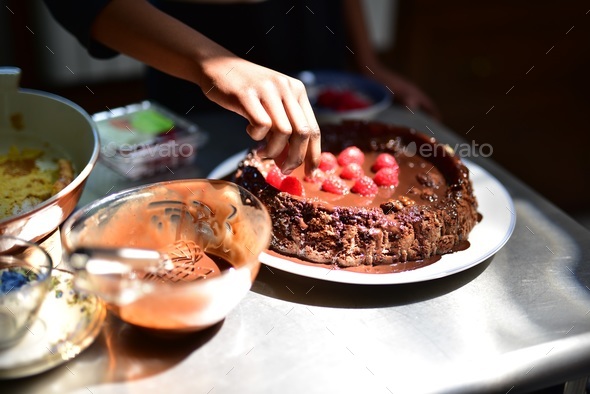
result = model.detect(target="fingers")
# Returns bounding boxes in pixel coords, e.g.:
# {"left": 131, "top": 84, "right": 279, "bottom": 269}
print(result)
{"left": 257, "top": 94, "right": 295, "bottom": 161}
{"left": 241, "top": 94, "right": 300, "bottom": 173}
{"left": 242, "top": 97, "right": 272, "bottom": 142}
{"left": 243, "top": 77, "right": 321, "bottom": 176}
{"left": 416, "top": 98, "right": 442, "bottom": 121}
{"left": 279, "top": 86, "right": 320, "bottom": 176}
{"left": 403, "top": 96, "right": 421, "bottom": 112}
{"left": 423, "top": 98, "right": 443, "bottom": 121}
{"left": 411, "top": 90, "right": 442, "bottom": 121}
{"left": 399, "top": 90, "right": 442, "bottom": 121}
{"left": 381, "top": 72, "right": 441, "bottom": 121}
{"left": 405, "top": 86, "right": 442, "bottom": 121}
{"left": 296, "top": 91, "right": 321, "bottom": 177}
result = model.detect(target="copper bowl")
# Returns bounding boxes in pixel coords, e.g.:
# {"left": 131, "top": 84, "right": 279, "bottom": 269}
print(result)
{"left": 0, "top": 67, "right": 99, "bottom": 243}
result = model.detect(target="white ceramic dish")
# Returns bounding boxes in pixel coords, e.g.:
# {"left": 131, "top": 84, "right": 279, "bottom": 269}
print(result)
{"left": 0, "top": 269, "right": 106, "bottom": 379}
{"left": 208, "top": 151, "right": 515, "bottom": 285}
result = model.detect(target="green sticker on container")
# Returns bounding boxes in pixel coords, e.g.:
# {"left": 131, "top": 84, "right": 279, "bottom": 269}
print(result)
{"left": 131, "top": 109, "right": 174, "bottom": 135}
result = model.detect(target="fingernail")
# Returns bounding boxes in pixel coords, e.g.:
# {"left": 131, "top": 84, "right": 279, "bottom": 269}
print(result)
{"left": 280, "top": 166, "right": 293, "bottom": 175}
{"left": 255, "top": 142, "right": 267, "bottom": 157}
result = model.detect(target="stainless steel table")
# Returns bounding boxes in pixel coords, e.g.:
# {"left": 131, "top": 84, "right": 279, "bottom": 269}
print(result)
{"left": 5, "top": 106, "right": 590, "bottom": 394}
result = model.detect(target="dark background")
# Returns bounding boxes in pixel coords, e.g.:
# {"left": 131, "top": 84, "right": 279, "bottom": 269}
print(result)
{"left": 2, "top": 0, "right": 590, "bottom": 230}
{"left": 390, "top": 1, "right": 590, "bottom": 223}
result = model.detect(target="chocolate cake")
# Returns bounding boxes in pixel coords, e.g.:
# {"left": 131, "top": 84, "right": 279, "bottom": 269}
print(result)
{"left": 234, "top": 120, "right": 480, "bottom": 270}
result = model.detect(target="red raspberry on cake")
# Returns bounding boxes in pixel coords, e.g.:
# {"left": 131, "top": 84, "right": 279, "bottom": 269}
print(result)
{"left": 337, "top": 146, "right": 365, "bottom": 166}
{"left": 304, "top": 169, "right": 327, "bottom": 184}
{"left": 371, "top": 152, "right": 399, "bottom": 173}
{"left": 319, "top": 152, "right": 338, "bottom": 172}
{"left": 322, "top": 175, "right": 349, "bottom": 195}
{"left": 340, "top": 162, "right": 364, "bottom": 180}
{"left": 266, "top": 166, "right": 286, "bottom": 189}
{"left": 279, "top": 175, "right": 304, "bottom": 197}
{"left": 351, "top": 175, "right": 378, "bottom": 197}
{"left": 373, "top": 167, "right": 399, "bottom": 187}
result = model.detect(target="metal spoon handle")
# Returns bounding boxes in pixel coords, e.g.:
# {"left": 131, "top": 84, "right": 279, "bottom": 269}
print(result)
{"left": 69, "top": 247, "right": 164, "bottom": 274}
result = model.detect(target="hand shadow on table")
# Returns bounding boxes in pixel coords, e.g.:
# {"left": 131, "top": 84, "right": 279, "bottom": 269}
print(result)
{"left": 2, "top": 314, "right": 222, "bottom": 393}
{"left": 252, "top": 255, "right": 494, "bottom": 309}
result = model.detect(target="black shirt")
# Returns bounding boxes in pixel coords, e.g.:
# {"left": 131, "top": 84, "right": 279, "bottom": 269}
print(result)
{"left": 43, "top": 0, "right": 349, "bottom": 113}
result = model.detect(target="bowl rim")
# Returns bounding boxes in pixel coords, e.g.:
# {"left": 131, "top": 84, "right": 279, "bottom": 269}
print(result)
{"left": 0, "top": 234, "right": 53, "bottom": 288}
{"left": 0, "top": 88, "right": 100, "bottom": 226}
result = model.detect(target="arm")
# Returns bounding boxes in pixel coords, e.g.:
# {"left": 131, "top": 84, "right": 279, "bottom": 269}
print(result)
{"left": 50, "top": 0, "right": 320, "bottom": 175}
{"left": 342, "top": 0, "right": 441, "bottom": 119}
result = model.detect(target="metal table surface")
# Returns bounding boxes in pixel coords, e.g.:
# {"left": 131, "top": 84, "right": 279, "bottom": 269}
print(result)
{"left": 5, "top": 106, "right": 590, "bottom": 394}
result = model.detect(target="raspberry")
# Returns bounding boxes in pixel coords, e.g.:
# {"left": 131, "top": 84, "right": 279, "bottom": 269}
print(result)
{"left": 319, "top": 152, "right": 338, "bottom": 172}
{"left": 340, "top": 162, "right": 364, "bottom": 180}
{"left": 371, "top": 152, "right": 399, "bottom": 173}
{"left": 316, "top": 88, "right": 340, "bottom": 109}
{"left": 338, "top": 90, "right": 371, "bottom": 110}
{"left": 266, "top": 166, "right": 286, "bottom": 189}
{"left": 337, "top": 146, "right": 365, "bottom": 167}
{"left": 279, "top": 175, "right": 304, "bottom": 197}
{"left": 373, "top": 167, "right": 399, "bottom": 187}
{"left": 322, "top": 175, "right": 349, "bottom": 195}
{"left": 351, "top": 175, "right": 378, "bottom": 197}
{"left": 304, "top": 169, "right": 327, "bottom": 184}
{"left": 316, "top": 88, "right": 372, "bottom": 111}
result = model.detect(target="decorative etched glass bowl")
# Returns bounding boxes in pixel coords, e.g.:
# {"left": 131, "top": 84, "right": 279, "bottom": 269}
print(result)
{"left": 0, "top": 235, "right": 52, "bottom": 349}
{"left": 61, "top": 180, "right": 271, "bottom": 333}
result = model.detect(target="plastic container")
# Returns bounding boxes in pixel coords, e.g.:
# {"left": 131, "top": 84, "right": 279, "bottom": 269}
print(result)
{"left": 92, "top": 101, "right": 208, "bottom": 180}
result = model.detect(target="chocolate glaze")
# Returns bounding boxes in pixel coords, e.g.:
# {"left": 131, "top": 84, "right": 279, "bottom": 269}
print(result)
{"left": 234, "top": 120, "right": 480, "bottom": 271}
{"left": 253, "top": 150, "right": 446, "bottom": 210}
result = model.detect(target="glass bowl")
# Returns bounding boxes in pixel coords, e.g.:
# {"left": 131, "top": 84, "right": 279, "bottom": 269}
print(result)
{"left": 0, "top": 235, "right": 53, "bottom": 349}
{"left": 60, "top": 179, "right": 271, "bottom": 333}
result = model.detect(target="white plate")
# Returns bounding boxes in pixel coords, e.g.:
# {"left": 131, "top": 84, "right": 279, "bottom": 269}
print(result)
{"left": 207, "top": 149, "right": 249, "bottom": 180}
{"left": 0, "top": 269, "right": 106, "bottom": 378}
{"left": 208, "top": 151, "right": 516, "bottom": 285}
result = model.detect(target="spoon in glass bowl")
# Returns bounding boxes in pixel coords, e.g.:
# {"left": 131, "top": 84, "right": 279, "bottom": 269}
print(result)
{"left": 68, "top": 240, "right": 221, "bottom": 305}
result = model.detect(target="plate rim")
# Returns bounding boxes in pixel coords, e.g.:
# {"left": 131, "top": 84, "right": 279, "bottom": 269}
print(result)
{"left": 207, "top": 151, "right": 516, "bottom": 285}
